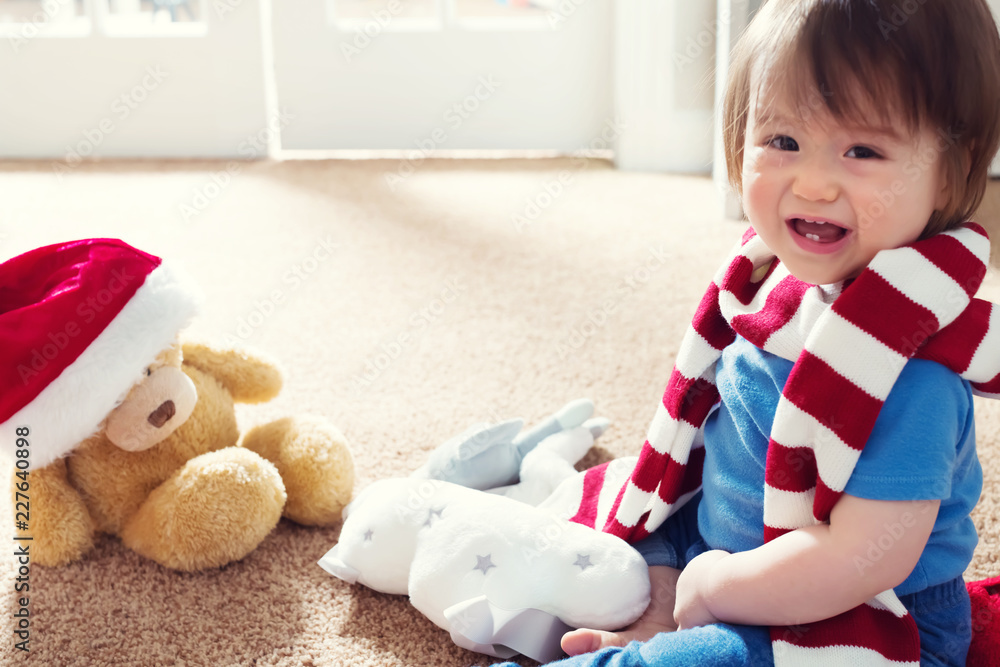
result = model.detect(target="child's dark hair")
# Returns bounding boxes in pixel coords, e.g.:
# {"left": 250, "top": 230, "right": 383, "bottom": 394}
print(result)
{"left": 723, "top": 0, "right": 1000, "bottom": 236}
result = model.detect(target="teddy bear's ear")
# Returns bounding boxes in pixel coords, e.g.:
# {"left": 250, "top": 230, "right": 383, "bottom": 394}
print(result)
{"left": 180, "top": 341, "right": 283, "bottom": 404}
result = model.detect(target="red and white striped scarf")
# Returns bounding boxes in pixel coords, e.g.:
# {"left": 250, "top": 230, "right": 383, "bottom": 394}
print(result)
{"left": 570, "top": 222, "right": 999, "bottom": 665}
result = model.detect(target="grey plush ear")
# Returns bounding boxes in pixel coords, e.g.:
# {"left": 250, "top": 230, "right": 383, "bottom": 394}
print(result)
{"left": 433, "top": 419, "right": 525, "bottom": 465}
{"left": 412, "top": 419, "right": 526, "bottom": 489}
{"left": 318, "top": 546, "right": 360, "bottom": 584}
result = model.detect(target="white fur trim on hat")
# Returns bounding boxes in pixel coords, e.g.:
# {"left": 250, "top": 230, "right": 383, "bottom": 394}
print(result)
{"left": 0, "top": 260, "right": 201, "bottom": 469}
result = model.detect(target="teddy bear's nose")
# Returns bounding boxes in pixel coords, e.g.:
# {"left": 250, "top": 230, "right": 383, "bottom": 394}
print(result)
{"left": 148, "top": 400, "right": 177, "bottom": 428}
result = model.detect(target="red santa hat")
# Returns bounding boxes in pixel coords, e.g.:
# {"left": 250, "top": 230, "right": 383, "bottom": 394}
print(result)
{"left": 0, "top": 238, "right": 201, "bottom": 469}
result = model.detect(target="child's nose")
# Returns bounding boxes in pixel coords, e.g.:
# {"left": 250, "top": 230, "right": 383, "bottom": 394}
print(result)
{"left": 792, "top": 155, "right": 839, "bottom": 202}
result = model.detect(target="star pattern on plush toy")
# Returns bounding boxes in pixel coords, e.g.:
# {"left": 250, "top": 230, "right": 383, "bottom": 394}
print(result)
{"left": 574, "top": 554, "right": 593, "bottom": 571}
{"left": 474, "top": 554, "right": 496, "bottom": 574}
{"left": 424, "top": 506, "right": 445, "bottom": 527}
{"left": 363, "top": 529, "right": 374, "bottom": 542}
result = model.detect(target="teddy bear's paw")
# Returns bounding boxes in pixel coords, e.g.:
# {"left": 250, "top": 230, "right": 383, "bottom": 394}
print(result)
{"left": 242, "top": 416, "right": 354, "bottom": 526}
{"left": 19, "top": 461, "right": 94, "bottom": 566}
{"left": 119, "top": 447, "right": 287, "bottom": 571}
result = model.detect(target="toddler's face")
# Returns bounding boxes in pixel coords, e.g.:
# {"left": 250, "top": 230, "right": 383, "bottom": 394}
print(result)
{"left": 741, "top": 87, "right": 950, "bottom": 285}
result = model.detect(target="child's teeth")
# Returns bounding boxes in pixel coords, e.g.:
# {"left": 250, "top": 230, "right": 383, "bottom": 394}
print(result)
{"left": 805, "top": 233, "right": 821, "bottom": 241}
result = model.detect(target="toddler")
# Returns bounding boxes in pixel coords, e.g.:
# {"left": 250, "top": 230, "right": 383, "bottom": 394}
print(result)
{"left": 495, "top": 0, "right": 1000, "bottom": 665}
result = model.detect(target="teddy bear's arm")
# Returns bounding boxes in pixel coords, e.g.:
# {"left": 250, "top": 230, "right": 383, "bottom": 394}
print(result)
{"left": 181, "top": 341, "right": 283, "bottom": 404}
{"left": 17, "top": 460, "right": 94, "bottom": 566}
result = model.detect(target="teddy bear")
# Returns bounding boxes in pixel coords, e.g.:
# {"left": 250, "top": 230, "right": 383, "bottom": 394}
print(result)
{"left": 1, "top": 238, "right": 354, "bottom": 571}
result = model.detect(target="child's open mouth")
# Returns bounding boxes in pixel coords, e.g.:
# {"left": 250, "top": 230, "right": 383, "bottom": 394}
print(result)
{"left": 786, "top": 217, "right": 851, "bottom": 254}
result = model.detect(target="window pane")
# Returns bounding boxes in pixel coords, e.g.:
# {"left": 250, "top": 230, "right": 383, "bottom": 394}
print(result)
{"left": 0, "top": 0, "right": 84, "bottom": 24}
{"left": 333, "top": 0, "right": 436, "bottom": 21}
{"left": 453, "top": 0, "right": 548, "bottom": 18}
{"left": 106, "top": 0, "right": 201, "bottom": 25}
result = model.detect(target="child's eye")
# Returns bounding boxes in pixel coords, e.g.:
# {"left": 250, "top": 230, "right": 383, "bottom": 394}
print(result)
{"left": 846, "top": 145, "right": 881, "bottom": 159}
{"left": 766, "top": 135, "right": 799, "bottom": 151}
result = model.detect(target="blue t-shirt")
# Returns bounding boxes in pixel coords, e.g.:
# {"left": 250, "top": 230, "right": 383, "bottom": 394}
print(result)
{"left": 699, "top": 336, "right": 982, "bottom": 596}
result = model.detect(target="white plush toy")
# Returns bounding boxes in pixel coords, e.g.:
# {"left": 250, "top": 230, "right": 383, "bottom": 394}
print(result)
{"left": 319, "top": 402, "right": 651, "bottom": 662}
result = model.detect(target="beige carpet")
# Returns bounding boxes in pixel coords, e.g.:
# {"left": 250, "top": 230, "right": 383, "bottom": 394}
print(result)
{"left": 2, "top": 158, "right": 1000, "bottom": 666}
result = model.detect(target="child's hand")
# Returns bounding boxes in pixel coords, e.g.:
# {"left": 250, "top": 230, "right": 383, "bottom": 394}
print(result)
{"left": 674, "top": 549, "right": 730, "bottom": 630}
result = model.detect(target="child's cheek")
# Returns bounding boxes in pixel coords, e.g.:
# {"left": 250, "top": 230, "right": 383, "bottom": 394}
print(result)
{"left": 741, "top": 171, "right": 770, "bottom": 228}
{"left": 742, "top": 145, "right": 765, "bottom": 170}
{"left": 741, "top": 148, "right": 767, "bottom": 191}
{"left": 843, "top": 160, "right": 892, "bottom": 192}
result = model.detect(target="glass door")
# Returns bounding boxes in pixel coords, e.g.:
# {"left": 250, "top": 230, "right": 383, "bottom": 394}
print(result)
{"left": 0, "top": 0, "right": 270, "bottom": 158}
{"left": 272, "top": 0, "right": 614, "bottom": 151}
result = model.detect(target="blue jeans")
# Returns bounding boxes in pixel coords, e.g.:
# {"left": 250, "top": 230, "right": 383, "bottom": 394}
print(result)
{"left": 589, "top": 493, "right": 772, "bottom": 667}
{"left": 900, "top": 576, "right": 972, "bottom": 666}
{"left": 490, "top": 493, "right": 972, "bottom": 667}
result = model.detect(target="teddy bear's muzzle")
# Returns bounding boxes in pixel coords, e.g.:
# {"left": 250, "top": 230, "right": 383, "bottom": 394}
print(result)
{"left": 105, "top": 367, "right": 198, "bottom": 452}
